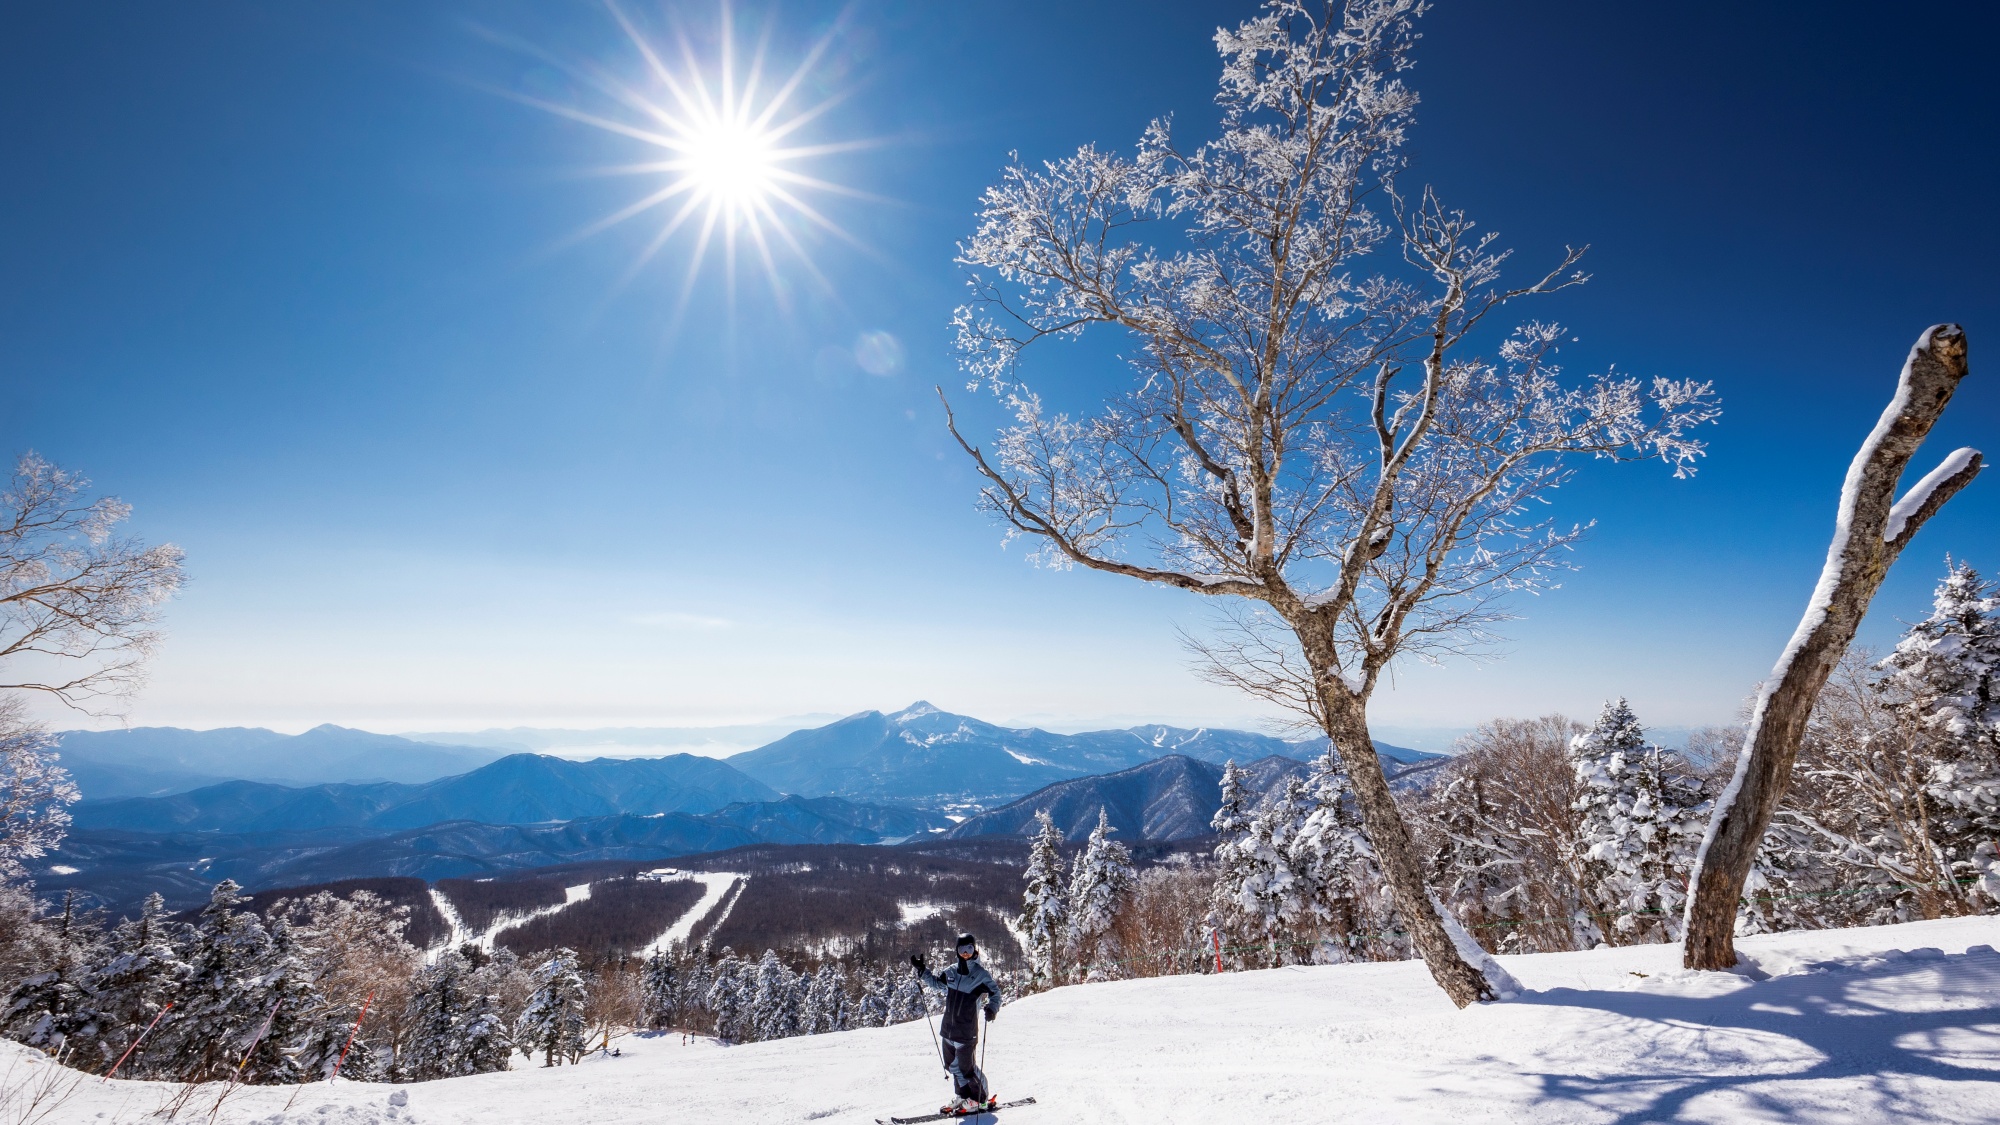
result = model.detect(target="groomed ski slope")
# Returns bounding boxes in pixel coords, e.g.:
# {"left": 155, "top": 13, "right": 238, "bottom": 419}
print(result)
{"left": 20, "top": 915, "right": 2000, "bottom": 1125}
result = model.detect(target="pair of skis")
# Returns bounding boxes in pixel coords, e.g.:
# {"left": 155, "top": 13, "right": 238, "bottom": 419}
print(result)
{"left": 877, "top": 1096, "right": 1037, "bottom": 1124}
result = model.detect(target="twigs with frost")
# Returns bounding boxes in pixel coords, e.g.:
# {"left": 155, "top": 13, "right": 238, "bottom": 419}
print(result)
{"left": 944, "top": 0, "right": 1717, "bottom": 1007}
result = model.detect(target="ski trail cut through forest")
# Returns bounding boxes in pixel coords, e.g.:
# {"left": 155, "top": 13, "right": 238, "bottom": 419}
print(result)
{"left": 431, "top": 883, "right": 597, "bottom": 954}
{"left": 643, "top": 869, "right": 747, "bottom": 955}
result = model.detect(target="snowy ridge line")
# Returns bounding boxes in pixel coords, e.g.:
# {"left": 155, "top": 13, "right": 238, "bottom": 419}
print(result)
{"left": 639, "top": 869, "right": 746, "bottom": 957}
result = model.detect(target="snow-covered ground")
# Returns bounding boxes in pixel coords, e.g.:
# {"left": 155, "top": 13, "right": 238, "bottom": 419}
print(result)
{"left": 17, "top": 916, "right": 2000, "bottom": 1125}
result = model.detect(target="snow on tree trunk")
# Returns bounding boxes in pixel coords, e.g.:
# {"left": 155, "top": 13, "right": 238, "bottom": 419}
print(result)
{"left": 1685, "top": 325, "right": 1981, "bottom": 970}
{"left": 1325, "top": 696, "right": 1504, "bottom": 1005}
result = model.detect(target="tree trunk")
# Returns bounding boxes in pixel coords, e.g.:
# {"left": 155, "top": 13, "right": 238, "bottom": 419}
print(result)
{"left": 1683, "top": 324, "right": 1980, "bottom": 970}
{"left": 1322, "top": 693, "right": 1495, "bottom": 1007}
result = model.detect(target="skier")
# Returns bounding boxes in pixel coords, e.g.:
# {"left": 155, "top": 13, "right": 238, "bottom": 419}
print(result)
{"left": 911, "top": 933, "right": 1002, "bottom": 1116}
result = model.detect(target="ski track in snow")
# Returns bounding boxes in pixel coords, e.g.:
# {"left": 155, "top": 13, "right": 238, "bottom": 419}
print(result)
{"left": 639, "top": 869, "right": 746, "bottom": 956}
{"left": 36, "top": 915, "right": 2000, "bottom": 1125}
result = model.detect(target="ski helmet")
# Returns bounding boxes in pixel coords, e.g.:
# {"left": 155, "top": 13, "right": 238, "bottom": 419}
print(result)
{"left": 956, "top": 932, "right": 978, "bottom": 957}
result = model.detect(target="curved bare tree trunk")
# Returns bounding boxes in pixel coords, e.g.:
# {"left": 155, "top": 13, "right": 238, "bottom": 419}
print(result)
{"left": 1323, "top": 692, "right": 1495, "bottom": 1006}
{"left": 1683, "top": 324, "right": 1980, "bottom": 970}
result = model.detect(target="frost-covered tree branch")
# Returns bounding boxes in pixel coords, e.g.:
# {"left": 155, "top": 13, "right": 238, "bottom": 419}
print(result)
{"left": 0, "top": 451, "right": 182, "bottom": 885}
{"left": 2, "top": 452, "right": 186, "bottom": 711}
{"left": 945, "top": 0, "right": 1718, "bottom": 1008}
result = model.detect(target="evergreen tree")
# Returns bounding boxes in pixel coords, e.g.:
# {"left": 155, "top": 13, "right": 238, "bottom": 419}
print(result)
{"left": 403, "top": 944, "right": 512, "bottom": 1076}
{"left": 513, "top": 948, "right": 587, "bottom": 1067}
{"left": 1881, "top": 560, "right": 2000, "bottom": 907}
{"left": 1207, "top": 760, "right": 1262, "bottom": 967}
{"left": 854, "top": 969, "right": 890, "bottom": 1028}
{"left": 1066, "top": 807, "right": 1135, "bottom": 980}
{"left": 1570, "top": 700, "right": 1709, "bottom": 944}
{"left": 72, "top": 892, "right": 185, "bottom": 1074}
{"left": 1, "top": 890, "right": 105, "bottom": 1060}
{"left": 1292, "top": 749, "right": 1384, "bottom": 961}
{"left": 1016, "top": 810, "right": 1068, "bottom": 986}
{"left": 641, "top": 949, "right": 678, "bottom": 1031}
{"left": 749, "top": 949, "right": 799, "bottom": 1042}
{"left": 801, "top": 964, "right": 847, "bottom": 1034}
{"left": 885, "top": 970, "right": 926, "bottom": 1024}
{"left": 152, "top": 880, "right": 305, "bottom": 1084}
{"left": 705, "top": 953, "right": 750, "bottom": 1042}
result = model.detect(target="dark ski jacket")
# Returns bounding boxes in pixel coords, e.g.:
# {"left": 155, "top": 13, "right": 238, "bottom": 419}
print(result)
{"left": 918, "top": 957, "right": 1001, "bottom": 1041}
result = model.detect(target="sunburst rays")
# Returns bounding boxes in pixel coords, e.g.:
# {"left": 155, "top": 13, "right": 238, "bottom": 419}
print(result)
{"left": 496, "top": 2, "right": 871, "bottom": 314}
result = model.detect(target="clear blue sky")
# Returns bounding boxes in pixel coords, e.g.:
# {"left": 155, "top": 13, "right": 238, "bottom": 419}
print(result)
{"left": 2, "top": 1, "right": 1994, "bottom": 744}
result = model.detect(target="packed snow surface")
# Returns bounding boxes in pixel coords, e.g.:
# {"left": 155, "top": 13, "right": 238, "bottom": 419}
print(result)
{"left": 21, "top": 916, "right": 2000, "bottom": 1125}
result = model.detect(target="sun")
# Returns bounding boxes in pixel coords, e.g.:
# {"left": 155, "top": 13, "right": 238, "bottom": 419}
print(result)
{"left": 678, "top": 114, "right": 779, "bottom": 211}
{"left": 496, "top": 3, "right": 865, "bottom": 307}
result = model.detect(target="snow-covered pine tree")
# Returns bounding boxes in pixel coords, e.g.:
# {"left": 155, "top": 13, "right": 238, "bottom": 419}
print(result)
{"left": 854, "top": 968, "right": 889, "bottom": 1027}
{"left": 1570, "top": 700, "right": 1709, "bottom": 944}
{"left": 641, "top": 949, "right": 677, "bottom": 1030}
{"left": 705, "top": 952, "right": 749, "bottom": 1042}
{"left": 1207, "top": 760, "right": 1261, "bottom": 968}
{"left": 236, "top": 912, "right": 312, "bottom": 1084}
{"left": 402, "top": 950, "right": 473, "bottom": 1081}
{"left": 1234, "top": 779, "right": 1317, "bottom": 966}
{"left": 1, "top": 889, "right": 105, "bottom": 1060}
{"left": 1066, "top": 807, "right": 1135, "bottom": 981}
{"left": 801, "top": 963, "right": 847, "bottom": 1034}
{"left": 749, "top": 949, "right": 799, "bottom": 1042}
{"left": 886, "top": 969, "right": 927, "bottom": 1024}
{"left": 403, "top": 945, "right": 512, "bottom": 1077}
{"left": 1881, "top": 560, "right": 2000, "bottom": 909}
{"left": 513, "top": 948, "right": 587, "bottom": 1067}
{"left": 1016, "top": 809, "right": 1068, "bottom": 987}
{"left": 1292, "top": 748, "right": 1388, "bottom": 961}
{"left": 150, "top": 880, "right": 307, "bottom": 1083}
{"left": 65, "top": 892, "right": 185, "bottom": 1074}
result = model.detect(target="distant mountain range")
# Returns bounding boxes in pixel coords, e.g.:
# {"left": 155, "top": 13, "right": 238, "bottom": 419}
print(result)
{"left": 724, "top": 702, "right": 1435, "bottom": 806}
{"left": 71, "top": 753, "right": 780, "bottom": 833}
{"left": 945, "top": 748, "right": 1446, "bottom": 843}
{"left": 46, "top": 795, "right": 952, "bottom": 913}
{"left": 44, "top": 703, "right": 1445, "bottom": 915}
{"left": 53, "top": 725, "right": 505, "bottom": 799}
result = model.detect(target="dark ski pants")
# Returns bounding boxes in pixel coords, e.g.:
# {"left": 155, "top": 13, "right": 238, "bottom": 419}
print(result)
{"left": 941, "top": 1036, "right": 988, "bottom": 1103}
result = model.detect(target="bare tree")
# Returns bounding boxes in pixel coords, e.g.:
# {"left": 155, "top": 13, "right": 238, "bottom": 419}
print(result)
{"left": 945, "top": 0, "right": 1718, "bottom": 1005}
{"left": 0, "top": 451, "right": 181, "bottom": 884}
{"left": 1684, "top": 325, "right": 1979, "bottom": 970}
{"left": 1415, "top": 715, "right": 1590, "bottom": 953}
{"left": 2, "top": 452, "right": 185, "bottom": 711}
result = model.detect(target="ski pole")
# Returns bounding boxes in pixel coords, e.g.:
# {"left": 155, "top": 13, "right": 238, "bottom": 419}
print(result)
{"left": 103, "top": 1001, "right": 173, "bottom": 1082}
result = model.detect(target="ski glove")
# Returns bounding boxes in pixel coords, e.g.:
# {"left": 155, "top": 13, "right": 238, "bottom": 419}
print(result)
{"left": 985, "top": 1009, "right": 996, "bottom": 1022}
{"left": 910, "top": 954, "right": 926, "bottom": 972}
